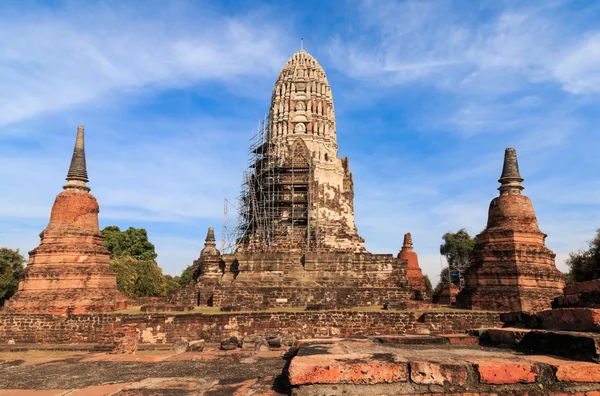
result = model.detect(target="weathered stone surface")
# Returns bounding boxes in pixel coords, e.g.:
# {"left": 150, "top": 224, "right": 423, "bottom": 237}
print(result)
{"left": 169, "top": 51, "right": 430, "bottom": 311}
{"left": 3, "top": 126, "right": 127, "bottom": 314}
{"left": 554, "top": 280, "right": 600, "bottom": 309}
{"left": 437, "top": 283, "right": 460, "bottom": 305}
{"left": 465, "top": 357, "right": 539, "bottom": 384}
{"left": 288, "top": 353, "right": 409, "bottom": 385}
{"left": 409, "top": 361, "right": 468, "bottom": 385}
{"left": 220, "top": 336, "right": 240, "bottom": 350}
{"left": 188, "top": 340, "right": 205, "bottom": 352}
{"left": 172, "top": 341, "right": 189, "bottom": 354}
{"left": 457, "top": 148, "right": 565, "bottom": 312}
{"left": 517, "top": 330, "right": 600, "bottom": 362}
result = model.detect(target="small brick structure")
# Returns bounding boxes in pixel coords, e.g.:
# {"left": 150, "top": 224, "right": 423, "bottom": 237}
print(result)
{"left": 456, "top": 148, "right": 565, "bottom": 312}
{"left": 397, "top": 233, "right": 429, "bottom": 298}
{"left": 3, "top": 126, "right": 127, "bottom": 314}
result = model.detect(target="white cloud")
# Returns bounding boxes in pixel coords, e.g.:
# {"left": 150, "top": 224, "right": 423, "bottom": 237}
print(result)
{"left": 0, "top": 3, "right": 291, "bottom": 126}
{"left": 327, "top": 1, "right": 600, "bottom": 96}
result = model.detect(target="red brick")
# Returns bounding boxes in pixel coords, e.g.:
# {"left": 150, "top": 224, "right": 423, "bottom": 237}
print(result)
{"left": 288, "top": 353, "right": 408, "bottom": 385}
{"left": 466, "top": 357, "right": 539, "bottom": 384}
{"left": 526, "top": 355, "right": 600, "bottom": 383}
{"left": 410, "top": 361, "right": 467, "bottom": 385}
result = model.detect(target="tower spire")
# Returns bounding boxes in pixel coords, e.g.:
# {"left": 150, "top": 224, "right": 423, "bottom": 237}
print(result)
{"left": 65, "top": 125, "right": 89, "bottom": 190}
{"left": 402, "top": 233, "right": 413, "bottom": 252}
{"left": 201, "top": 226, "right": 219, "bottom": 256}
{"left": 498, "top": 148, "right": 524, "bottom": 195}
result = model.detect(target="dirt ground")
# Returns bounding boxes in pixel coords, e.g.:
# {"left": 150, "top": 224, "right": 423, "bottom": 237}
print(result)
{"left": 0, "top": 349, "right": 291, "bottom": 395}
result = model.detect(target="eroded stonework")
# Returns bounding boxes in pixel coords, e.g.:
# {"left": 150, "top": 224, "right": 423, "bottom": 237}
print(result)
{"left": 170, "top": 50, "right": 429, "bottom": 309}
{"left": 241, "top": 50, "right": 364, "bottom": 253}
{"left": 3, "top": 126, "right": 127, "bottom": 314}
{"left": 456, "top": 148, "right": 565, "bottom": 312}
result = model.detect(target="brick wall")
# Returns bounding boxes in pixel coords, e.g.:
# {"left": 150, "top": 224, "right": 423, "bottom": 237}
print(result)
{"left": 0, "top": 311, "right": 501, "bottom": 344}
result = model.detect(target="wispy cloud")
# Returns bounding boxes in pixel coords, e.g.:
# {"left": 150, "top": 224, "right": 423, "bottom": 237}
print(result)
{"left": 0, "top": 2, "right": 291, "bottom": 126}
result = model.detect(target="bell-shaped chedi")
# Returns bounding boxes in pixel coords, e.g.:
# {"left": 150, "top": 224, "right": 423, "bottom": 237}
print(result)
{"left": 3, "top": 126, "right": 127, "bottom": 314}
{"left": 456, "top": 148, "right": 565, "bottom": 312}
{"left": 398, "top": 233, "right": 429, "bottom": 298}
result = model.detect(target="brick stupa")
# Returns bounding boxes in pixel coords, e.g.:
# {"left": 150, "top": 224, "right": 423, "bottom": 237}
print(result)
{"left": 397, "top": 233, "right": 429, "bottom": 298}
{"left": 456, "top": 148, "right": 565, "bottom": 312}
{"left": 3, "top": 126, "right": 127, "bottom": 314}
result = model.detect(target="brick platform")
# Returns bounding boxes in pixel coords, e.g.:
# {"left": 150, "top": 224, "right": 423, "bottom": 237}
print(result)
{"left": 288, "top": 338, "right": 600, "bottom": 395}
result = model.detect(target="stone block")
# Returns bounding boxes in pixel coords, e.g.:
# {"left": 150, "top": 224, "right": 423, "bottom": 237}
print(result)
{"left": 173, "top": 341, "right": 188, "bottom": 354}
{"left": 288, "top": 353, "right": 408, "bottom": 385}
{"left": 466, "top": 357, "right": 539, "bottom": 384}
{"left": 188, "top": 340, "right": 205, "bottom": 352}
{"left": 220, "top": 336, "right": 239, "bottom": 350}
{"left": 409, "top": 360, "right": 467, "bottom": 385}
{"left": 517, "top": 330, "right": 600, "bottom": 363}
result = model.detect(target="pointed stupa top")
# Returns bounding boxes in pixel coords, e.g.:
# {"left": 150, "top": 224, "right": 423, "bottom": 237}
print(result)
{"left": 64, "top": 125, "right": 90, "bottom": 191}
{"left": 269, "top": 49, "right": 337, "bottom": 144}
{"left": 498, "top": 148, "right": 524, "bottom": 195}
{"left": 201, "top": 226, "right": 219, "bottom": 256}
{"left": 402, "top": 233, "right": 413, "bottom": 252}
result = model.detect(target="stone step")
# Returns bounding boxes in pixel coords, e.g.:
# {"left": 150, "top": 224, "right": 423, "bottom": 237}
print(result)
{"left": 479, "top": 327, "right": 600, "bottom": 362}
{"left": 375, "top": 334, "right": 478, "bottom": 346}
{"left": 500, "top": 308, "right": 600, "bottom": 332}
{"left": 287, "top": 338, "right": 600, "bottom": 395}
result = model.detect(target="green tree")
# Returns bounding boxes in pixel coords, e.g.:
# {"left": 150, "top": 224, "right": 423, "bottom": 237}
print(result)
{"left": 433, "top": 266, "right": 451, "bottom": 296}
{"left": 163, "top": 274, "right": 181, "bottom": 294}
{"left": 423, "top": 275, "right": 433, "bottom": 294}
{"left": 101, "top": 226, "right": 158, "bottom": 261}
{"left": 440, "top": 229, "right": 475, "bottom": 288}
{"left": 0, "top": 248, "right": 25, "bottom": 306}
{"left": 133, "top": 259, "right": 167, "bottom": 297}
{"left": 566, "top": 228, "right": 600, "bottom": 283}
{"left": 177, "top": 265, "right": 194, "bottom": 287}
{"left": 110, "top": 256, "right": 167, "bottom": 298}
{"left": 110, "top": 257, "right": 138, "bottom": 297}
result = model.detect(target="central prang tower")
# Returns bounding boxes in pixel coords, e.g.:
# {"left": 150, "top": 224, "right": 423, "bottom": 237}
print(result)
{"left": 170, "top": 50, "right": 429, "bottom": 311}
{"left": 239, "top": 50, "right": 365, "bottom": 253}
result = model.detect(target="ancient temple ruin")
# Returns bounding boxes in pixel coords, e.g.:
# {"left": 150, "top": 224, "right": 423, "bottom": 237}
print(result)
{"left": 171, "top": 50, "right": 427, "bottom": 309}
{"left": 456, "top": 148, "right": 565, "bottom": 312}
{"left": 3, "top": 126, "right": 127, "bottom": 314}
{"left": 232, "top": 50, "right": 365, "bottom": 253}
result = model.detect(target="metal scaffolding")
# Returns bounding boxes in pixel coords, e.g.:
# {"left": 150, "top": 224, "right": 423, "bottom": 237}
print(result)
{"left": 221, "top": 117, "right": 314, "bottom": 253}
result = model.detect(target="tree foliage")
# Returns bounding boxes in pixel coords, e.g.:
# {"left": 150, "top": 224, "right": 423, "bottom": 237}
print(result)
{"left": 423, "top": 275, "right": 433, "bottom": 294}
{"left": 102, "top": 226, "right": 158, "bottom": 261}
{"left": 110, "top": 257, "right": 167, "bottom": 298}
{"left": 0, "top": 248, "right": 25, "bottom": 306}
{"left": 433, "top": 266, "right": 451, "bottom": 296}
{"left": 177, "top": 265, "right": 194, "bottom": 288}
{"left": 566, "top": 228, "right": 600, "bottom": 283}
{"left": 440, "top": 229, "right": 475, "bottom": 278}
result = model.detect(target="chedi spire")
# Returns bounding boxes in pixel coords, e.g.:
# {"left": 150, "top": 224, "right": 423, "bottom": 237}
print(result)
{"left": 498, "top": 148, "right": 524, "bottom": 195}
{"left": 201, "top": 226, "right": 219, "bottom": 256}
{"left": 65, "top": 125, "right": 90, "bottom": 191}
{"left": 402, "top": 233, "right": 413, "bottom": 252}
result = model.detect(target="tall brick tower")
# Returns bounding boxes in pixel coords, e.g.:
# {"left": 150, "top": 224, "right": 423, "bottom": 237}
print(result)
{"left": 4, "top": 126, "right": 127, "bottom": 314}
{"left": 456, "top": 148, "right": 565, "bottom": 312}
{"left": 238, "top": 50, "right": 365, "bottom": 253}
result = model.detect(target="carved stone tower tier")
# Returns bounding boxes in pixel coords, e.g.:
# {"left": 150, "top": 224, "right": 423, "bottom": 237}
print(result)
{"left": 240, "top": 50, "right": 365, "bottom": 252}
{"left": 3, "top": 126, "right": 128, "bottom": 314}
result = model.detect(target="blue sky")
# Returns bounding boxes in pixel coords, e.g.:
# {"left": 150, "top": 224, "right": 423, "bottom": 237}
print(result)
{"left": 1, "top": 0, "right": 599, "bottom": 285}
